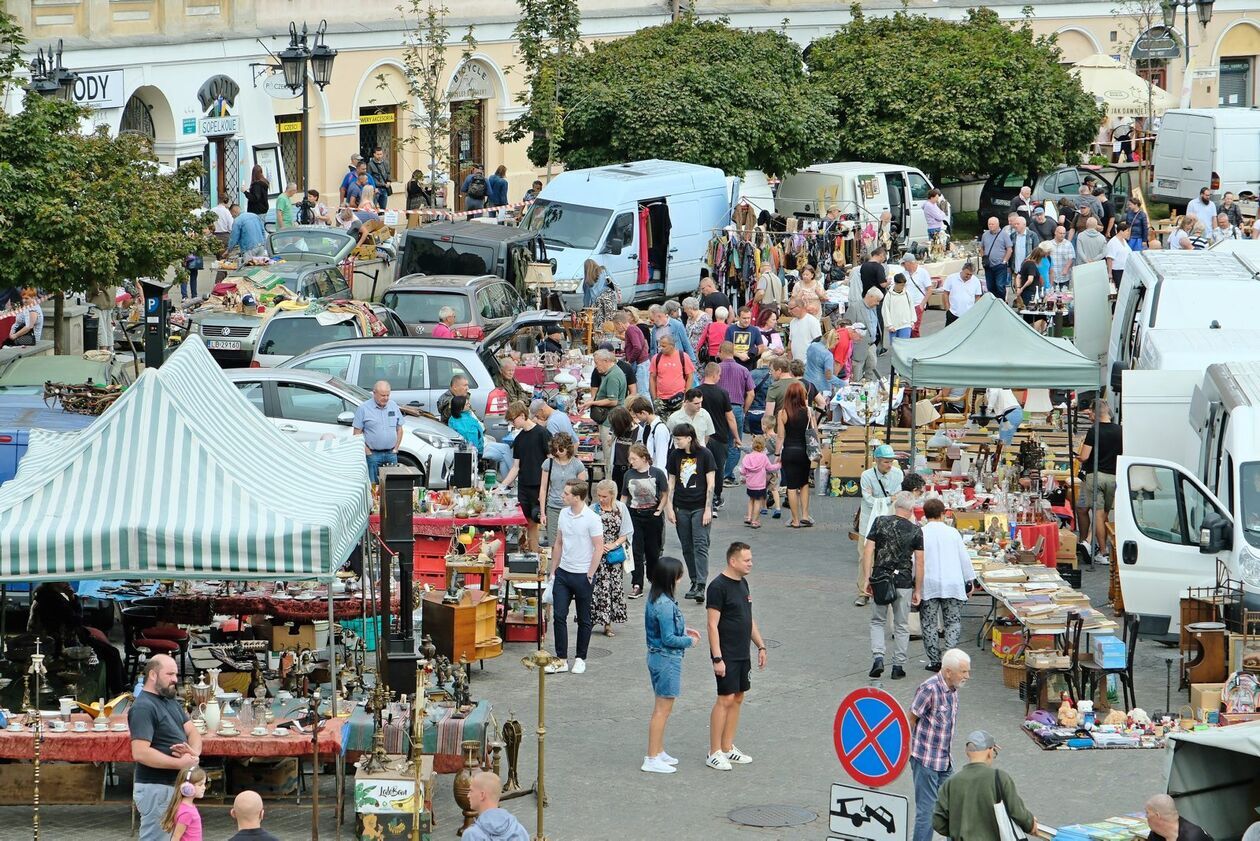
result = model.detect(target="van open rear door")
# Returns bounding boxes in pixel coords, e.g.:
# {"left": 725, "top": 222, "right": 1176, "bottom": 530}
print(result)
{"left": 1115, "top": 455, "right": 1230, "bottom": 639}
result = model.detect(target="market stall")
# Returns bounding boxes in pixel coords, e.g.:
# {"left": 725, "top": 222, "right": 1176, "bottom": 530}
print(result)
{"left": 1166, "top": 721, "right": 1260, "bottom": 840}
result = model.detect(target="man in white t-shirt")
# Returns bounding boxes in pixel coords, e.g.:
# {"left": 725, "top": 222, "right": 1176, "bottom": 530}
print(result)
{"left": 984, "top": 388, "right": 1023, "bottom": 446}
{"left": 941, "top": 263, "right": 983, "bottom": 325}
{"left": 893, "top": 253, "right": 935, "bottom": 336}
{"left": 547, "top": 480, "right": 604, "bottom": 675}
{"left": 1187, "top": 187, "right": 1217, "bottom": 232}
{"left": 787, "top": 297, "right": 822, "bottom": 362}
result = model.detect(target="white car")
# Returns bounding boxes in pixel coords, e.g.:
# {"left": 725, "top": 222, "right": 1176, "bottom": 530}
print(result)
{"left": 222, "top": 368, "right": 464, "bottom": 487}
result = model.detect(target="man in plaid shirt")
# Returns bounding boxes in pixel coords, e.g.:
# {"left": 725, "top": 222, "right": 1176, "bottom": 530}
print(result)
{"left": 909, "top": 648, "right": 970, "bottom": 841}
{"left": 1048, "top": 225, "right": 1076, "bottom": 289}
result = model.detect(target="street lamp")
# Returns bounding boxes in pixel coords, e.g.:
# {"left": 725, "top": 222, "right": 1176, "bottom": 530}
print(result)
{"left": 26, "top": 39, "right": 78, "bottom": 100}
{"left": 1160, "top": 0, "right": 1215, "bottom": 67}
{"left": 277, "top": 20, "right": 337, "bottom": 225}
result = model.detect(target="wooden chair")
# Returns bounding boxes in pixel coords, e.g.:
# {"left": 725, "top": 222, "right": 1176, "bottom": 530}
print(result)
{"left": 930, "top": 388, "right": 974, "bottom": 429}
{"left": 1080, "top": 612, "right": 1140, "bottom": 711}
{"left": 1023, "top": 611, "right": 1084, "bottom": 714}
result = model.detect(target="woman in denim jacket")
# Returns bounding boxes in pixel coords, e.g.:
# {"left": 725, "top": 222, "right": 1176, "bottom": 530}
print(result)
{"left": 642, "top": 555, "right": 701, "bottom": 774}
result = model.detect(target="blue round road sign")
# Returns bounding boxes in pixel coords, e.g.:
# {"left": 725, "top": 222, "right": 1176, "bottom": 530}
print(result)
{"left": 833, "top": 687, "right": 910, "bottom": 788}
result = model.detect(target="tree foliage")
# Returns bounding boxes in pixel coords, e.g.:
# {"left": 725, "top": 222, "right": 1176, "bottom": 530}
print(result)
{"left": 541, "top": 15, "right": 835, "bottom": 176}
{"left": 0, "top": 31, "right": 214, "bottom": 349}
{"left": 806, "top": 5, "right": 1102, "bottom": 179}
{"left": 494, "top": 0, "right": 585, "bottom": 176}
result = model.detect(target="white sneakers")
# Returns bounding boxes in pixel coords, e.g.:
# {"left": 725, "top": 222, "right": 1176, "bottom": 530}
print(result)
{"left": 545, "top": 658, "right": 587, "bottom": 674}
{"left": 725, "top": 745, "right": 753, "bottom": 764}
{"left": 656, "top": 751, "right": 678, "bottom": 765}
{"left": 641, "top": 755, "right": 676, "bottom": 774}
{"left": 705, "top": 752, "right": 733, "bottom": 771}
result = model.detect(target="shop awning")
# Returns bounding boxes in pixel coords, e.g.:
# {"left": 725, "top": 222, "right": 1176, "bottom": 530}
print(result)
{"left": 0, "top": 337, "right": 369, "bottom": 582}
{"left": 1071, "top": 53, "right": 1175, "bottom": 118}
{"left": 1166, "top": 722, "right": 1260, "bottom": 840}
{"left": 889, "top": 295, "right": 1102, "bottom": 390}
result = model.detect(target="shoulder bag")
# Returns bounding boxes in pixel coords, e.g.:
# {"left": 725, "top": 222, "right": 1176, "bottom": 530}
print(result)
{"left": 805, "top": 412, "right": 822, "bottom": 463}
{"left": 993, "top": 770, "right": 1029, "bottom": 841}
{"left": 594, "top": 503, "right": 626, "bottom": 564}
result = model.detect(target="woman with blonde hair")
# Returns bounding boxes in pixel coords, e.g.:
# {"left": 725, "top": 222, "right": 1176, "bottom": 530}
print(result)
{"left": 1168, "top": 215, "right": 1196, "bottom": 250}
{"left": 592, "top": 478, "right": 633, "bottom": 636}
{"left": 583, "top": 258, "right": 610, "bottom": 308}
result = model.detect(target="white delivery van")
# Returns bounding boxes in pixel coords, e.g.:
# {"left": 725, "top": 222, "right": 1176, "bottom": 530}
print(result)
{"left": 1107, "top": 249, "right": 1260, "bottom": 409}
{"left": 775, "top": 162, "right": 944, "bottom": 243}
{"left": 1149, "top": 108, "right": 1260, "bottom": 210}
{"left": 521, "top": 159, "right": 736, "bottom": 310}
{"left": 1116, "top": 362, "right": 1260, "bottom": 639}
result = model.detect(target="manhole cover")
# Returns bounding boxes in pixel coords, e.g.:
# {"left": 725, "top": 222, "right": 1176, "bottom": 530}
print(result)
{"left": 761, "top": 639, "right": 783, "bottom": 649}
{"left": 583, "top": 646, "right": 612, "bottom": 660}
{"left": 727, "top": 805, "right": 817, "bottom": 828}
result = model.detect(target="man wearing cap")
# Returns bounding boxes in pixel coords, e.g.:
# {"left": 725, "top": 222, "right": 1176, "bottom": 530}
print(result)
{"left": 1030, "top": 205, "right": 1057, "bottom": 241}
{"left": 909, "top": 648, "right": 970, "bottom": 841}
{"left": 933, "top": 729, "right": 1037, "bottom": 841}
{"left": 538, "top": 324, "right": 566, "bottom": 357}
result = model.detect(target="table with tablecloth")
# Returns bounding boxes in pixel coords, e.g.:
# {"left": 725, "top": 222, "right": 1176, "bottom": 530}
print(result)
{"left": 161, "top": 588, "right": 391, "bottom": 623}
{"left": 341, "top": 699, "right": 490, "bottom": 774}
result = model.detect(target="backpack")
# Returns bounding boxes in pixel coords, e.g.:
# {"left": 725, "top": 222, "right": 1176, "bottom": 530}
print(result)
{"left": 467, "top": 173, "right": 487, "bottom": 200}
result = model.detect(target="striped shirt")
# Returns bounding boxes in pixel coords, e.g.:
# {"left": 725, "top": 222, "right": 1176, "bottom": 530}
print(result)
{"left": 910, "top": 673, "right": 958, "bottom": 772}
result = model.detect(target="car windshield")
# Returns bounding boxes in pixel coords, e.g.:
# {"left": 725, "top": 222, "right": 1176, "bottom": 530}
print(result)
{"left": 381, "top": 290, "right": 472, "bottom": 324}
{"left": 397, "top": 238, "right": 495, "bottom": 278}
{"left": 1241, "top": 462, "right": 1260, "bottom": 548}
{"left": 258, "top": 317, "right": 358, "bottom": 358}
{"left": 270, "top": 229, "right": 350, "bottom": 257}
{"left": 520, "top": 199, "right": 611, "bottom": 250}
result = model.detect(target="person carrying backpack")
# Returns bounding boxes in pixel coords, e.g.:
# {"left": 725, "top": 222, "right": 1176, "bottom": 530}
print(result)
{"left": 462, "top": 164, "right": 488, "bottom": 211}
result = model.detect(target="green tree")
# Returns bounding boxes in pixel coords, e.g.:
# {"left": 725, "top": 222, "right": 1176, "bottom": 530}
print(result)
{"left": 535, "top": 14, "right": 835, "bottom": 176}
{"left": 0, "top": 41, "right": 213, "bottom": 351}
{"left": 495, "top": 0, "right": 584, "bottom": 179}
{"left": 806, "top": 5, "right": 1102, "bottom": 180}
{"left": 393, "top": 0, "right": 476, "bottom": 201}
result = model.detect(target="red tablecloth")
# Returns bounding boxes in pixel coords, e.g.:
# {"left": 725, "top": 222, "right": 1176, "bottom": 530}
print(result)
{"left": 0, "top": 314, "right": 14, "bottom": 344}
{"left": 165, "top": 592, "right": 384, "bottom": 621}
{"left": 1016, "top": 522, "right": 1060, "bottom": 568}
{"left": 0, "top": 713, "right": 343, "bottom": 762}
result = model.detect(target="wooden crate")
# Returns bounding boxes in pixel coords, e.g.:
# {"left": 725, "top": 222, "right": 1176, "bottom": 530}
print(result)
{"left": 0, "top": 762, "right": 104, "bottom": 805}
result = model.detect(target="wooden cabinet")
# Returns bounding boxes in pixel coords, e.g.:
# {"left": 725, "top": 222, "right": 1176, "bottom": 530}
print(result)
{"left": 421, "top": 591, "right": 502, "bottom": 664}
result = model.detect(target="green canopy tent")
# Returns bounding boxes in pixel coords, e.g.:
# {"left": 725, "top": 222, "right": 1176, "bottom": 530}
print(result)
{"left": 1166, "top": 722, "right": 1260, "bottom": 840}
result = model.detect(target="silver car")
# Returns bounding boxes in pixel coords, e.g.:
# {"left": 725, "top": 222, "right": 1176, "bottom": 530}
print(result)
{"left": 222, "top": 367, "right": 463, "bottom": 488}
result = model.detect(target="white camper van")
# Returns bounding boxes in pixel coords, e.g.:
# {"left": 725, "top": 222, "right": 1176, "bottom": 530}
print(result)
{"left": 1149, "top": 108, "right": 1260, "bottom": 210}
{"left": 774, "top": 162, "right": 944, "bottom": 243}
{"left": 520, "top": 159, "right": 736, "bottom": 310}
{"left": 1117, "top": 362, "right": 1260, "bottom": 638}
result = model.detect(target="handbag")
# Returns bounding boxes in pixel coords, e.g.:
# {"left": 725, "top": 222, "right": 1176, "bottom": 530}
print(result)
{"left": 589, "top": 404, "right": 611, "bottom": 424}
{"left": 604, "top": 545, "right": 627, "bottom": 565}
{"left": 993, "top": 770, "right": 1029, "bottom": 841}
{"left": 805, "top": 426, "right": 822, "bottom": 462}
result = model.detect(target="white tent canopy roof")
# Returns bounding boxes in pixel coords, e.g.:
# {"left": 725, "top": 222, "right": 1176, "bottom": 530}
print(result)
{"left": 1072, "top": 53, "right": 1175, "bottom": 118}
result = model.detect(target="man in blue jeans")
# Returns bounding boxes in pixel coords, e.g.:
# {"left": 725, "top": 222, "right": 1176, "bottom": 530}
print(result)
{"left": 353, "top": 380, "right": 405, "bottom": 482}
{"left": 908, "top": 648, "right": 970, "bottom": 841}
{"left": 546, "top": 480, "right": 604, "bottom": 675}
{"left": 979, "top": 216, "right": 1012, "bottom": 301}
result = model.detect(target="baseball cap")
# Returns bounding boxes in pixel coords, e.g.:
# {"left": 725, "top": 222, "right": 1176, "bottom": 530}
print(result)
{"left": 965, "top": 730, "right": 997, "bottom": 751}
{"left": 1032, "top": 206, "right": 1046, "bottom": 215}
{"left": 873, "top": 444, "right": 896, "bottom": 459}
{"left": 899, "top": 252, "right": 916, "bottom": 264}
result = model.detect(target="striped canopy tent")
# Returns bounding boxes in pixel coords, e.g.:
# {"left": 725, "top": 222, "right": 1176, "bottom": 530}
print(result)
{"left": 0, "top": 337, "right": 369, "bottom": 582}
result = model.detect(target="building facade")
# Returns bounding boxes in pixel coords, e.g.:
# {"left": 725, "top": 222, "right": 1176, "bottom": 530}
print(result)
{"left": 6, "top": 0, "right": 1259, "bottom": 208}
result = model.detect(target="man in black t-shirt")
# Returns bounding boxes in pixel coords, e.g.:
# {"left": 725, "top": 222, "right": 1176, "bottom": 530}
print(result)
{"left": 1078, "top": 399, "right": 1123, "bottom": 562}
{"left": 699, "top": 276, "right": 731, "bottom": 321}
{"left": 502, "top": 400, "right": 552, "bottom": 551}
{"left": 128, "top": 654, "right": 201, "bottom": 841}
{"left": 705, "top": 541, "right": 767, "bottom": 771}
{"left": 860, "top": 247, "right": 889, "bottom": 295}
{"left": 859, "top": 493, "right": 924, "bottom": 681}
{"left": 698, "top": 363, "right": 741, "bottom": 511}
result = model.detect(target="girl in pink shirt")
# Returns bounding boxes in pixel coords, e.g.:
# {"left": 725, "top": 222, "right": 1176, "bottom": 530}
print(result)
{"left": 162, "top": 766, "right": 206, "bottom": 841}
{"left": 739, "top": 436, "right": 780, "bottom": 528}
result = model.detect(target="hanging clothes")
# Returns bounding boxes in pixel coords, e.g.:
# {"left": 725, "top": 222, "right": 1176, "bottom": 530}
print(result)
{"left": 637, "top": 206, "right": 650, "bottom": 286}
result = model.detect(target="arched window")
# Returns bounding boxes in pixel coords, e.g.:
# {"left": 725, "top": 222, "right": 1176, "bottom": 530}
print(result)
{"left": 119, "top": 94, "right": 155, "bottom": 140}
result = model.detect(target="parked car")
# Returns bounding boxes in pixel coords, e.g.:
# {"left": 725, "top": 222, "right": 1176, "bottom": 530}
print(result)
{"left": 280, "top": 309, "right": 567, "bottom": 440}
{"left": 251, "top": 303, "right": 407, "bottom": 368}
{"left": 977, "top": 166, "right": 1119, "bottom": 223}
{"left": 190, "top": 262, "right": 352, "bottom": 366}
{"left": 381, "top": 274, "right": 528, "bottom": 340}
{"left": 0, "top": 354, "right": 135, "bottom": 392}
{"left": 222, "top": 368, "right": 462, "bottom": 488}
{"left": 267, "top": 226, "right": 358, "bottom": 264}
{"left": 394, "top": 220, "right": 542, "bottom": 291}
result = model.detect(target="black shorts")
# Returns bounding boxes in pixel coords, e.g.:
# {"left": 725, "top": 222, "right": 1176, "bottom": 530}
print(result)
{"left": 715, "top": 659, "right": 752, "bottom": 696}
{"left": 518, "top": 485, "right": 542, "bottom": 523}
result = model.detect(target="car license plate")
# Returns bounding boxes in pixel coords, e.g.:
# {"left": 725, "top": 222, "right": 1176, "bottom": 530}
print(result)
{"left": 207, "top": 340, "right": 241, "bottom": 351}
{"left": 992, "top": 198, "right": 1009, "bottom": 207}
{"left": 1158, "top": 179, "right": 1178, "bottom": 188}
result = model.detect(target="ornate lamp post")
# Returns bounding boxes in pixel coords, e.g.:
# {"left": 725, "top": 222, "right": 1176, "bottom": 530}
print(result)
{"left": 278, "top": 20, "right": 337, "bottom": 224}
{"left": 27, "top": 39, "right": 78, "bottom": 100}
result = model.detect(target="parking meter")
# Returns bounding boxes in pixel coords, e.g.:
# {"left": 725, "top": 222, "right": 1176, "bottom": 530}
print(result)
{"left": 138, "top": 277, "right": 172, "bottom": 370}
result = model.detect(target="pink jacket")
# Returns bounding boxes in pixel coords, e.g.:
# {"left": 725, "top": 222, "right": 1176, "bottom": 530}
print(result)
{"left": 739, "top": 450, "right": 780, "bottom": 491}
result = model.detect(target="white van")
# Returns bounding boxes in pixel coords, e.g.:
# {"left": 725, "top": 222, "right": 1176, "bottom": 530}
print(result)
{"left": 1116, "top": 362, "right": 1260, "bottom": 638}
{"left": 1150, "top": 108, "right": 1260, "bottom": 210}
{"left": 521, "top": 159, "right": 736, "bottom": 310}
{"left": 774, "top": 162, "right": 943, "bottom": 243}
{"left": 1107, "top": 249, "right": 1260, "bottom": 407}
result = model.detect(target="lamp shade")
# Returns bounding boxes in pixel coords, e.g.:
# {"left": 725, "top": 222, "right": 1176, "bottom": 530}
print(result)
{"left": 1160, "top": 0, "right": 1177, "bottom": 28}
{"left": 278, "top": 41, "right": 307, "bottom": 92}
{"left": 1196, "top": 0, "right": 1214, "bottom": 26}
{"left": 913, "top": 399, "right": 940, "bottom": 427}
{"left": 310, "top": 42, "right": 337, "bottom": 89}
{"left": 1022, "top": 388, "right": 1054, "bottom": 415}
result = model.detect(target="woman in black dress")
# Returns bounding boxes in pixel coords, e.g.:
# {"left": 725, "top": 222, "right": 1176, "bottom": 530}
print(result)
{"left": 775, "top": 381, "right": 815, "bottom": 528}
{"left": 246, "top": 164, "right": 269, "bottom": 217}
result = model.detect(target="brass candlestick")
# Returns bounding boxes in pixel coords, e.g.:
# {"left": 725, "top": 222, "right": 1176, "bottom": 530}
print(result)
{"left": 360, "top": 679, "right": 394, "bottom": 775}
{"left": 517, "top": 649, "right": 563, "bottom": 841}
{"left": 411, "top": 663, "right": 425, "bottom": 841}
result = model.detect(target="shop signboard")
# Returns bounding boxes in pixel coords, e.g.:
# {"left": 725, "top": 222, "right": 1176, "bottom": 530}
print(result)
{"left": 828, "top": 782, "right": 909, "bottom": 841}
{"left": 199, "top": 115, "right": 241, "bottom": 137}
{"left": 71, "top": 69, "right": 125, "bottom": 109}
{"left": 833, "top": 687, "right": 909, "bottom": 787}
{"left": 1133, "top": 27, "right": 1181, "bottom": 60}
{"left": 261, "top": 73, "right": 302, "bottom": 100}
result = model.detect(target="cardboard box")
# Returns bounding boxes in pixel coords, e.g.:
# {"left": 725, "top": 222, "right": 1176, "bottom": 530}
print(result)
{"left": 992, "top": 626, "right": 1023, "bottom": 658}
{"left": 1057, "top": 529, "right": 1078, "bottom": 562}
{"left": 1191, "top": 682, "right": 1225, "bottom": 721}
{"left": 268, "top": 619, "right": 330, "bottom": 652}
{"left": 830, "top": 452, "right": 865, "bottom": 477}
{"left": 1092, "top": 635, "right": 1126, "bottom": 668}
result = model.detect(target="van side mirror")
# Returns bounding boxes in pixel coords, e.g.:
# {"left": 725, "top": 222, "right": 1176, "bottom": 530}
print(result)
{"left": 337, "top": 411, "right": 355, "bottom": 426}
{"left": 1199, "top": 511, "right": 1232, "bottom": 554}
{"left": 604, "top": 237, "right": 623, "bottom": 256}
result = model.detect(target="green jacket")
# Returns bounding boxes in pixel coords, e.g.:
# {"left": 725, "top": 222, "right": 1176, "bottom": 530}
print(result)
{"left": 932, "top": 761, "right": 1035, "bottom": 841}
